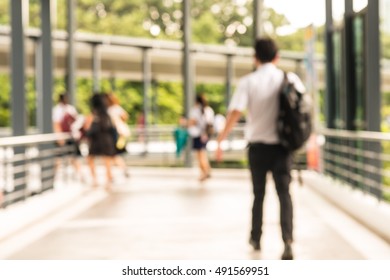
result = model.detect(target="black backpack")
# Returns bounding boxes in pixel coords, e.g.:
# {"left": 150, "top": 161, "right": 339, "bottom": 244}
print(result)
{"left": 277, "top": 72, "right": 312, "bottom": 152}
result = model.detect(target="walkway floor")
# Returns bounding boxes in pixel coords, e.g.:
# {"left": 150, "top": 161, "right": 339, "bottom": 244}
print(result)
{"left": 1, "top": 167, "right": 390, "bottom": 260}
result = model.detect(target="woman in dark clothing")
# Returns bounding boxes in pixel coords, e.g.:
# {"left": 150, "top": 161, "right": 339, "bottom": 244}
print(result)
{"left": 84, "top": 93, "right": 116, "bottom": 188}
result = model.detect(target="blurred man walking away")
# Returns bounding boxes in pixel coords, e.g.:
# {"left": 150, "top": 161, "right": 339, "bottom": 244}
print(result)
{"left": 216, "top": 38, "right": 306, "bottom": 260}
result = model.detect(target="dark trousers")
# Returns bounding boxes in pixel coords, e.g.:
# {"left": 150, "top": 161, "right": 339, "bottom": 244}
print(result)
{"left": 248, "top": 143, "right": 293, "bottom": 244}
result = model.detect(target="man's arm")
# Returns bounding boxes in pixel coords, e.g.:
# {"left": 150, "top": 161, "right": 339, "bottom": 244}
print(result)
{"left": 217, "top": 110, "right": 242, "bottom": 143}
{"left": 215, "top": 110, "right": 242, "bottom": 161}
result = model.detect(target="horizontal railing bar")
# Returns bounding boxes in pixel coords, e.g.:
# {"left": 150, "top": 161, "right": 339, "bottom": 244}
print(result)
{"left": 320, "top": 128, "right": 390, "bottom": 142}
{"left": 324, "top": 145, "right": 381, "bottom": 161}
{"left": 3, "top": 189, "right": 26, "bottom": 202}
{"left": 0, "top": 133, "right": 71, "bottom": 147}
{"left": 12, "top": 177, "right": 26, "bottom": 188}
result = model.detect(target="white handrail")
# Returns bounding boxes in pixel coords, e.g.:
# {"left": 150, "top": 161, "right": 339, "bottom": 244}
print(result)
{"left": 0, "top": 133, "right": 71, "bottom": 147}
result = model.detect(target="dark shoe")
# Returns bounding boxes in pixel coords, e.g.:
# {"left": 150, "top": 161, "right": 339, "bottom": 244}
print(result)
{"left": 249, "top": 238, "right": 261, "bottom": 251}
{"left": 281, "top": 243, "right": 293, "bottom": 260}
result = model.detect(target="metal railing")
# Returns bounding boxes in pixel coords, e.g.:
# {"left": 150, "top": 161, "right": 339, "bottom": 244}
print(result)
{"left": 0, "top": 133, "right": 73, "bottom": 208}
{"left": 319, "top": 128, "right": 390, "bottom": 202}
{"left": 123, "top": 124, "right": 307, "bottom": 171}
{"left": 120, "top": 124, "right": 247, "bottom": 166}
{"left": 0, "top": 124, "right": 307, "bottom": 207}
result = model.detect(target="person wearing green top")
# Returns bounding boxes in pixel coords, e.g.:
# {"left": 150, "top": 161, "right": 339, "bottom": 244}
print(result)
{"left": 174, "top": 115, "right": 189, "bottom": 158}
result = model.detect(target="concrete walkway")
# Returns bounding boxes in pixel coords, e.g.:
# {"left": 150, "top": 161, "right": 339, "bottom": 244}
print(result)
{"left": 1, "top": 167, "right": 390, "bottom": 260}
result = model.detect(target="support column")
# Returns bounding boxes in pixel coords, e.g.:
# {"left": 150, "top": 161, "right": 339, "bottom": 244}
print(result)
{"left": 11, "top": 0, "right": 26, "bottom": 136}
{"left": 142, "top": 47, "right": 151, "bottom": 151}
{"left": 323, "top": 0, "right": 336, "bottom": 179}
{"left": 66, "top": 0, "right": 77, "bottom": 105}
{"left": 366, "top": 1, "right": 381, "bottom": 132}
{"left": 92, "top": 43, "right": 101, "bottom": 93}
{"left": 35, "top": 38, "right": 43, "bottom": 128}
{"left": 365, "top": 0, "right": 382, "bottom": 199}
{"left": 225, "top": 54, "right": 233, "bottom": 111}
{"left": 38, "top": 0, "right": 53, "bottom": 134}
{"left": 344, "top": 0, "right": 355, "bottom": 130}
{"left": 183, "top": 0, "right": 193, "bottom": 167}
{"left": 10, "top": 0, "right": 27, "bottom": 203}
{"left": 152, "top": 78, "right": 158, "bottom": 125}
{"left": 253, "top": 0, "right": 264, "bottom": 39}
{"left": 39, "top": 0, "right": 55, "bottom": 193}
{"left": 325, "top": 0, "right": 336, "bottom": 129}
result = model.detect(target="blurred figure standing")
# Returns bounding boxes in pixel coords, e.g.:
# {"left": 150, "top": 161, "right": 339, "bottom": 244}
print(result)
{"left": 188, "top": 94, "right": 214, "bottom": 181}
{"left": 84, "top": 93, "right": 116, "bottom": 189}
{"left": 173, "top": 115, "right": 189, "bottom": 159}
{"left": 52, "top": 93, "right": 83, "bottom": 180}
{"left": 106, "top": 93, "right": 130, "bottom": 177}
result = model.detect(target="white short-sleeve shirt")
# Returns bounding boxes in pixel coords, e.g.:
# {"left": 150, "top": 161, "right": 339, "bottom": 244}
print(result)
{"left": 228, "top": 63, "right": 305, "bottom": 144}
{"left": 188, "top": 105, "right": 214, "bottom": 137}
{"left": 52, "top": 103, "right": 78, "bottom": 124}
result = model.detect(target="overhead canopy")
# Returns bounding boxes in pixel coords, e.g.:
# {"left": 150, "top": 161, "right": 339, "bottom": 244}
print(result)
{"left": 0, "top": 27, "right": 309, "bottom": 85}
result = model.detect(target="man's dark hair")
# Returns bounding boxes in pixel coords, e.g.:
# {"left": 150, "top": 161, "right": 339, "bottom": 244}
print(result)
{"left": 254, "top": 38, "right": 278, "bottom": 63}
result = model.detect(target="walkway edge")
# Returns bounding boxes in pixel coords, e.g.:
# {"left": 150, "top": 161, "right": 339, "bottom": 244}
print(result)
{"left": 0, "top": 183, "right": 104, "bottom": 244}
{"left": 303, "top": 171, "right": 390, "bottom": 244}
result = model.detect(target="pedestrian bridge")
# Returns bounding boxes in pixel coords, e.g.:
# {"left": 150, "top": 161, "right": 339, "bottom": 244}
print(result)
{"left": 1, "top": 131, "right": 390, "bottom": 260}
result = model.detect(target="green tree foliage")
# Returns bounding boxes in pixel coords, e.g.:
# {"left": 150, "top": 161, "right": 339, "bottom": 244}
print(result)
{"left": 0, "top": 1, "right": 326, "bottom": 127}
{"left": 0, "top": 1, "right": 8, "bottom": 25}
{"left": 382, "top": 32, "right": 390, "bottom": 59}
{"left": 0, "top": 75, "right": 10, "bottom": 127}
{"left": 13, "top": 0, "right": 293, "bottom": 48}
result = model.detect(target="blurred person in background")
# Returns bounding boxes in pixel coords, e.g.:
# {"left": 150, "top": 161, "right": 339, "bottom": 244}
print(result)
{"left": 84, "top": 93, "right": 116, "bottom": 189}
{"left": 173, "top": 115, "right": 189, "bottom": 159}
{"left": 105, "top": 92, "right": 130, "bottom": 178}
{"left": 188, "top": 94, "right": 214, "bottom": 181}
{"left": 52, "top": 93, "right": 84, "bottom": 181}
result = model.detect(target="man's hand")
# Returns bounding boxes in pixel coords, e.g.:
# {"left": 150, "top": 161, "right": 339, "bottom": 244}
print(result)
{"left": 215, "top": 145, "right": 223, "bottom": 162}
{"left": 214, "top": 109, "right": 242, "bottom": 163}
